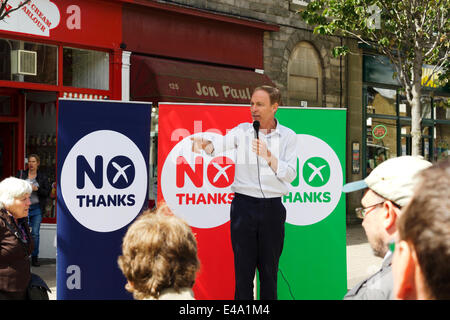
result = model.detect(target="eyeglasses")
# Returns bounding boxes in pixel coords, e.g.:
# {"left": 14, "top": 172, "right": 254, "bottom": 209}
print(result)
{"left": 355, "top": 202, "right": 384, "bottom": 219}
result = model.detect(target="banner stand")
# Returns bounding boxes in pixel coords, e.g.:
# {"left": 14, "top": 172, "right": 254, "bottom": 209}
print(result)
{"left": 274, "top": 107, "right": 347, "bottom": 300}
{"left": 56, "top": 99, "right": 151, "bottom": 299}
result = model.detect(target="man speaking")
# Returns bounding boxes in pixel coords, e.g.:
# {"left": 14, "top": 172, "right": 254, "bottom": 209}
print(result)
{"left": 191, "top": 86, "right": 297, "bottom": 300}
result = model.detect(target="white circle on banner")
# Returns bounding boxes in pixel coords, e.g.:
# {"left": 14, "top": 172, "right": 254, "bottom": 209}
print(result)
{"left": 284, "top": 134, "right": 343, "bottom": 226}
{"left": 161, "top": 133, "right": 236, "bottom": 228}
{"left": 60, "top": 130, "right": 147, "bottom": 232}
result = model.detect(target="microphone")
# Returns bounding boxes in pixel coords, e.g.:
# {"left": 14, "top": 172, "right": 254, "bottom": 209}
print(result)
{"left": 252, "top": 120, "right": 265, "bottom": 198}
{"left": 253, "top": 120, "right": 260, "bottom": 139}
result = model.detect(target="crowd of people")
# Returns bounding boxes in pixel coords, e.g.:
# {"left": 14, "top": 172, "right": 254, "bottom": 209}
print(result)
{"left": 342, "top": 155, "right": 433, "bottom": 299}
{"left": 0, "top": 85, "right": 449, "bottom": 301}
{"left": 116, "top": 155, "right": 448, "bottom": 301}
{"left": 117, "top": 86, "right": 449, "bottom": 301}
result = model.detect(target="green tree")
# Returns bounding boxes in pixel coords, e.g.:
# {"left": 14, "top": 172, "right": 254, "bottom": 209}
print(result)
{"left": 0, "top": 0, "right": 30, "bottom": 21}
{"left": 301, "top": 0, "right": 449, "bottom": 155}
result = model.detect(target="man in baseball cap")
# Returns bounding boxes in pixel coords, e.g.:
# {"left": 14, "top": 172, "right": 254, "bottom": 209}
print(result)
{"left": 343, "top": 156, "right": 432, "bottom": 300}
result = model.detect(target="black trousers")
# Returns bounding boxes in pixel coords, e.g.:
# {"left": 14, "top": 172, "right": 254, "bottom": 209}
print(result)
{"left": 230, "top": 193, "right": 286, "bottom": 300}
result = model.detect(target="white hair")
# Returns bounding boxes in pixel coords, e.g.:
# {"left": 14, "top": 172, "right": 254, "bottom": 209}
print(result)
{"left": 0, "top": 177, "right": 32, "bottom": 209}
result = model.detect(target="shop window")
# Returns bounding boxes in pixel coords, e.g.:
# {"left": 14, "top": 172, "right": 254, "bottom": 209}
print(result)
{"left": 421, "top": 96, "right": 432, "bottom": 119}
{"left": 398, "top": 94, "right": 432, "bottom": 119}
{"left": 399, "top": 121, "right": 411, "bottom": 156}
{"left": 63, "top": 48, "right": 109, "bottom": 90}
{"left": 365, "top": 86, "right": 397, "bottom": 173}
{"left": 287, "top": 41, "right": 323, "bottom": 107}
{"left": 435, "top": 96, "right": 450, "bottom": 121}
{"left": 0, "top": 38, "right": 57, "bottom": 85}
{"left": 366, "top": 118, "right": 397, "bottom": 174}
{"left": 367, "top": 87, "right": 396, "bottom": 116}
{"left": 26, "top": 92, "right": 57, "bottom": 222}
{"left": 398, "top": 94, "right": 436, "bottom": 162}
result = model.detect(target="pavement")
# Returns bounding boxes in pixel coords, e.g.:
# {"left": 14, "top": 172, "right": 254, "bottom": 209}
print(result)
{"left": 32, "top": 223, "right": 382, "bottom": 300}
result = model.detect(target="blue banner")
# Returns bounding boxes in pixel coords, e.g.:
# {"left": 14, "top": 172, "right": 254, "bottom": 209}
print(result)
{"left": 56, "top": 99, "right": 151, "bottom": 299}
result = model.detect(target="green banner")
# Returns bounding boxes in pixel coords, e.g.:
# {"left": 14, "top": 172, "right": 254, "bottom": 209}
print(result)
{"left": 259, "top": 107, "right": 347, "bottom": 300}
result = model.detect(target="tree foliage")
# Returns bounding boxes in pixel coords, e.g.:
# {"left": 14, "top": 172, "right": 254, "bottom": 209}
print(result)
{"left": 301, "top": 0, "right": 449, "bottom": 155}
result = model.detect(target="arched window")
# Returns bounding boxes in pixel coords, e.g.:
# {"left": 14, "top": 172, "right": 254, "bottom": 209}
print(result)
{"left": 287, "top": 41, "right": 323, "bottom": 107}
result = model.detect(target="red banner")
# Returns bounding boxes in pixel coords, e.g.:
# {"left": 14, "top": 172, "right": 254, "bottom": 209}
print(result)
{"left": 157, "top": 103, "right": 251, "bottom": 299}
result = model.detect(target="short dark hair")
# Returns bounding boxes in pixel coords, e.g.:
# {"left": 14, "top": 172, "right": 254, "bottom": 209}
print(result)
{"left": 253, "top": 85, "right": 282, "bottom": 105}
{"left": 397, "top": 158, "right": 450, "bottom": 299}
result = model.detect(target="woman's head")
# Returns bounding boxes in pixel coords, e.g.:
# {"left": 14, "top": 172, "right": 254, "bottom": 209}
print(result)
{"left": 0, "top": 177, "right": 32, "bottom": 218}
{"left": 118, "top": 205, "right": 200, "bottom": 299}
{"left": 27, "top": 154, "right": 40, "bottom": 171}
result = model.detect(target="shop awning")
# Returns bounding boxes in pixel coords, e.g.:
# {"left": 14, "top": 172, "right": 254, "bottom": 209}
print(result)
{"left": 130, "top": 55, "right": 275, "bottom": 104}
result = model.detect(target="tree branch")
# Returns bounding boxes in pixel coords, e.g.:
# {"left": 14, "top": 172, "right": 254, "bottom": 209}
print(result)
{"left": 0, "top": 0, "right": 31, "bottom": 21}
{"left": 422, "top": 48, "right": 450, "bottom": 87}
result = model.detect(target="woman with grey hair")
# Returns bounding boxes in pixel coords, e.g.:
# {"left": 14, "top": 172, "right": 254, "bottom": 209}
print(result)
{"left": 0, "top": 177, "right": 33, "bottom": 300}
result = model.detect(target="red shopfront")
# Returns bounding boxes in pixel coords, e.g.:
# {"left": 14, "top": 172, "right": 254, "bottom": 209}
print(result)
{"left": 0, "top": 0, "right": 123, "bottom": 257}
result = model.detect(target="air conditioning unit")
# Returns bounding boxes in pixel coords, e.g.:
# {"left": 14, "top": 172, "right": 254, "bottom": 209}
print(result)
{"left": 11, "top": 50, "right": 37, "bottom": 76}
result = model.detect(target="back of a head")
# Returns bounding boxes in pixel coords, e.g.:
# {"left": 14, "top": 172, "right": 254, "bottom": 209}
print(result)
{"left": 0, "top": 177, "right": 32, "bottom": 209}
{"left": 398, "top": 158, "right": 450, "bottom": 299}
{"left": 118, "top": 207, "right": 200, "bottom": 300}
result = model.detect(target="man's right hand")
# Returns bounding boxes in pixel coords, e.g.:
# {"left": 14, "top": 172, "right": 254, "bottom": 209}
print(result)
{"left": 191, "top": 137, "right": 214, "bottom": 155}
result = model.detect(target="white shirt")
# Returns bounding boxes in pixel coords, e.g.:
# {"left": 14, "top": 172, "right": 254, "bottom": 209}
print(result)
{"left": 209, "top": 120, "right": 297, "bottom": 198}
